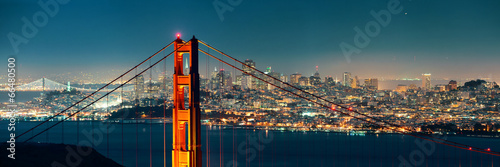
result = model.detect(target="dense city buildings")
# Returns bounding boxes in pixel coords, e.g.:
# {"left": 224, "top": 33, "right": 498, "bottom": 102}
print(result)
{"left": 2, "top": 60, "right": 500, "bottom": 136}
{"left": 2, "top": 59, "right": 500, "bottom": 136}
{"left": 364, "top": 78, "right": 378, "bottom": 90}
{"left": 325, "top": 76, "right": 335, "bottom": 87}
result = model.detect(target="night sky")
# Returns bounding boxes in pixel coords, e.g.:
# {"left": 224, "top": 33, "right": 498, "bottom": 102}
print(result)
{"left": 1, "top": 0, "right": 499, "bottom": 81}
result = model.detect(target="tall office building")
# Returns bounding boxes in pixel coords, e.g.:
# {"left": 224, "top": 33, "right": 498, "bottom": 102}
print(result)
{"left": 310, "top": 66, "right": 321, "bottom": 86}
{"left": 290, "top": 73, "right": 302, "bottom": 84}
{"left": 422, "top": 73, "right": 432, "bottom": 90}
{"left": 343, "top": 72, "right": 352, "bottom": 87}
{"left": 242, "top": 59, "right": 256, "bottom": 89}
{"left": 352, "top": 76, "right": 359, "bottom": 88}
{"left": 243, "top": 59, "right": 256, "bottom": 75}
{"left": 158, "top": 72, "right": 166, "bottom": 92}
{"left": 135, "top": 75, "right": 145, "bottom": 98}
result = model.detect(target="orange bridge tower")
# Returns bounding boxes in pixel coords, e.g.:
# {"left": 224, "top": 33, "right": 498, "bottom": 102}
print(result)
{"left": 172, "top": 35, "right": 201, "bottom": 167}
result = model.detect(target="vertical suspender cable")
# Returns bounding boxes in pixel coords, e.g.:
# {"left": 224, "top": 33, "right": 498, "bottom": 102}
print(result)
{"left": 121, "top": 77, "right": 124, "bottom": 166}
{"left": 220, "top": 47, "right": 223, "bottom": 167}
{"left": 136, "top": 68, "right": 139, "bottom": 167}
{"left": 233, "top": 59, "right": 236, "bottom": 167}
{"left": 206, "top": 48, "right": 211, "bottom": 167}
{"left": 77, "top": 104, "right": 79, "bottom": 144}
{"left": 91, "top": 105, "right": 94, "bottom": 147}
{"left": 106, "top": 94, "right": 109, "bottom": 158}
{"left": 232, "top": 119, "right": 235, "bottom": 167}
{"left": 246, "top": 124, "right": 249, "bottom": 167}
{"left": 62, "top": 109, "right": 64, "bottom": 143}
{"left": 46, "top": 118, "right": 49, "bottom": 143}
{"left": 149, "top": 58, "right": 153, "bottom": 167}
{"left": 163, "top": 51, "right": 167, "bottom": 167}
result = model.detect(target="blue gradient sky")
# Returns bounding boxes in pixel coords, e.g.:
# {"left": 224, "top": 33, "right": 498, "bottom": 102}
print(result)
{"left": 1, "top": 0, "right": 499, "bottom": 81}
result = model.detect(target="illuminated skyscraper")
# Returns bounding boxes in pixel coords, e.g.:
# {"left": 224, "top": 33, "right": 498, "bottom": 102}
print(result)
{"left": 310, "top": 66, "right": 321, "bottom": 86}
{"left": 290, "top": 73, "right": 302, "bottom": 84}
{"left": 135, "top": 75, "right": 145, "bottom": 99}
{"left": 243, "top": 59, "right": 256, "bottom": 75}
{"left": 242, "top": 59, "right": 256, "bottom": 89}
{"left": 158, "top": 72, "right": 166, "bottom": 92}
{"left": 352, "top": 76, "right": 359, "bottom": 88}
{"left": 343, "top": 72, "right": 352, "bottom": 87}
{"left": 422, "top": 73, "right": 431, "bottom": 90}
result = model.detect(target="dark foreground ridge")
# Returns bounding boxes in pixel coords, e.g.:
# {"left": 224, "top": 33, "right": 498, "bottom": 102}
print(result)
{"left": 0, "top": 142, "right": 122, "bottom": 167}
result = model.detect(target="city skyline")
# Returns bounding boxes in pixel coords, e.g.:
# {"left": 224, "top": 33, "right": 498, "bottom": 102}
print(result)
{"left": 1, "top": 1, "right": 500, "bottom": 81}
{"left": 2, "top": 1, "right": 500, "bottom": 166}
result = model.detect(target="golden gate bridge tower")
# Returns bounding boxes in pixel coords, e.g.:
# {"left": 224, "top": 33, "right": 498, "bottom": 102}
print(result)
{"left": 172, "top": 35, "right": 201, "bottom": 167}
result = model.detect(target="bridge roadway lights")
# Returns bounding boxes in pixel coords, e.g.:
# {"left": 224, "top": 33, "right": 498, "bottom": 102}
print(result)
{"left": 172, "top": 36, "right": 201, "bottom": 167}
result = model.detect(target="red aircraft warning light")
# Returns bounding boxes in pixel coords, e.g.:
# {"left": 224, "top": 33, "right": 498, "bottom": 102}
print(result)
{"left": 469, "top": 147, "right": 472, "bottom": 150}
{"left": 176, "top": 33, "right": 181, "bottom": 38}
{"left": 487, "top": 148, "right": 491, "bottom": 151}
